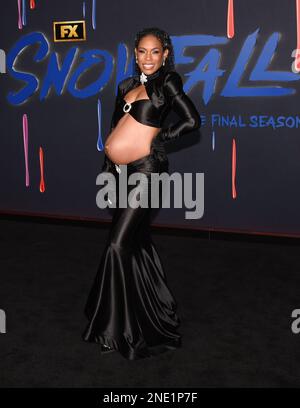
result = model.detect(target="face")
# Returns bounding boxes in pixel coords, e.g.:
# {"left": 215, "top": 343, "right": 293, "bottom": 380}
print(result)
{"left": 135, "top": 34, "right": 169, "bottom": 75}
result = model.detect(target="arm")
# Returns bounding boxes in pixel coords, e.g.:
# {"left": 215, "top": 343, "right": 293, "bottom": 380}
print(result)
{"left": 158, "top": 71, "right": 201, "bottom": 143}
{"left": 101, "top": 83, "right": 123, "bottom": 172}
{"left": 109, "top": 82, "right": 123, "bottom": 132}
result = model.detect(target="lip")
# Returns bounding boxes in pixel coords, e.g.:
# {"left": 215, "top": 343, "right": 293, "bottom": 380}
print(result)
{"left": 143, "top": 64, "right": 155, "bottom": 69}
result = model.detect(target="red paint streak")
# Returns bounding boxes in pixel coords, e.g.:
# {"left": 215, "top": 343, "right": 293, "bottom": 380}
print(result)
{"left": 30, "top": 0, "right": 36, "bottom": 9}
{"left": 39, "top": 147, "right": 45, "bottom": 192}
{"left": 232, "top": 138, "right": 237, "bottom": 199}
{"left": 227, "top": 0, "right": 235, "bottom": 38}
{"left": 296, "top": 0, "right": 300, "bottom": 71}
{"left": 17, "top": 0, "right": 22, "bottom": 29}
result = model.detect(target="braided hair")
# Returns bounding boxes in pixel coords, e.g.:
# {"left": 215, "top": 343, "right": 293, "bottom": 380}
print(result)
{"left": 134, "top": 27, "right": 175, "bottom": 75}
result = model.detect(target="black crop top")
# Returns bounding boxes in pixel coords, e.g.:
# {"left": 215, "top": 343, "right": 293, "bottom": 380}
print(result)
{"left": 101, "top": 65, "right": 201, "bottom": 172}
{"left": 110, "top": 64, "right": 201, "bottom": 142}
{"left": 121, "top": 96, "right": 161, "bottom": 128}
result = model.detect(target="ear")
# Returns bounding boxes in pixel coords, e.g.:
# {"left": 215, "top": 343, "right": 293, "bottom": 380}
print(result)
{"left": 164, "top": 49, "right": 169, "bottom": 59}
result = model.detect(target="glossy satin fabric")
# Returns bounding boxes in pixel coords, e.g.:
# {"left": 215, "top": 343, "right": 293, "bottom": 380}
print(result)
{"left": 110, "top": 67, "right": 201, "bottom": 143}
{"left": 122, "top": 97, "right": 161, "bottom": 128}
{"left": 82, "top": 144, "right": 182, "bottom": 360}
{"left": 101, "top": 67, "right": 201, "bottom": 178}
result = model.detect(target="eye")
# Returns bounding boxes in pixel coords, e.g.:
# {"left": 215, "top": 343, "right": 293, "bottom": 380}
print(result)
{"left": 138, "top": 50, "right": 160, "bottom": 54}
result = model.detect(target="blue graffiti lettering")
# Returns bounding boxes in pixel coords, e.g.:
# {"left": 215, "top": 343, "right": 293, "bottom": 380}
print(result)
{"left": 6, "top": 29, "right": 300, "bottom": 106}
{"left": 7, "top": 32, "right": 49, "bottom": 105}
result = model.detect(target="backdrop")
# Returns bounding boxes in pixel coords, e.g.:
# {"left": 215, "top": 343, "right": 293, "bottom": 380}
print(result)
{"left": 1, "top": 0, "right": 300, "bottom": 237}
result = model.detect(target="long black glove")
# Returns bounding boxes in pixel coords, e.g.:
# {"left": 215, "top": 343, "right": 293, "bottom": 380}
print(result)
{"left": 158, "top": 71, "right": 201, "bottom": 143}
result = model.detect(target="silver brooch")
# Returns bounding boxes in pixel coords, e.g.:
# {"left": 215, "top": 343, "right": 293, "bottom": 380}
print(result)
{"left": 123, "top": 102, "right": 132, "bottom": 113}
{"left": 140, "top": 72, "right": 148, "bottom": 85}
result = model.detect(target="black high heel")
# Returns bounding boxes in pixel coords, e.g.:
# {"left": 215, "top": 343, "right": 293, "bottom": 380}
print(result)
{"left": 101, "top": 343, "right": 115, "bottom": 353}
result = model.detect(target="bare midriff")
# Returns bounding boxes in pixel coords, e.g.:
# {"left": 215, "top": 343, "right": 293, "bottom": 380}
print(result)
{"left": 104, "top": 85, "right": 161, "bottom": 165}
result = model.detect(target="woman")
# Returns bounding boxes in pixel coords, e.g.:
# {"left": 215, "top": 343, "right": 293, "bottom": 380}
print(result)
{"left": 82, "top": 27, "right": 201, "bottom": 360}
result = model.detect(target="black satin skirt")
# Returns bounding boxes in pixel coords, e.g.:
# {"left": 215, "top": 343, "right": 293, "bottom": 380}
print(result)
{"left": 82, "top": 141, "right": 182, "bottom": 360}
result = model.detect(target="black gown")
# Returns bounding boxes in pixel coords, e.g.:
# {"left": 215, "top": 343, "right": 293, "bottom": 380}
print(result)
{"left": 82, "top": 65, "right": 201, "bottom": 360}
{"left": 82, "top": 141, "right": 182, "bottom": 360}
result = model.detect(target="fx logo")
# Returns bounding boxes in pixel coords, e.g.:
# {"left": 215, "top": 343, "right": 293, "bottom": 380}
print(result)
{"left": 53, "top": 21, "right": 86, "bottom": 42}
{"left": 0, "top": 309, "right": 6, "bottom": 334}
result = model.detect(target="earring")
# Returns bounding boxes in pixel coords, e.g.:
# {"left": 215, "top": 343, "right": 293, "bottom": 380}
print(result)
{"left": 162, "top": 58, "right": 166, "bottom": 66}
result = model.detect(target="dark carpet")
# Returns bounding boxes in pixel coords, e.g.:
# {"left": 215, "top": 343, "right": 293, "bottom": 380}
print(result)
{"left": 0, "top": 217, "right": 300, "bottom": 387}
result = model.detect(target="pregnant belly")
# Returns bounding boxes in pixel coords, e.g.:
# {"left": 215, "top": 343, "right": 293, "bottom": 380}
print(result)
{"left": 105, "top": 114, "right": 161, "bottom": 165}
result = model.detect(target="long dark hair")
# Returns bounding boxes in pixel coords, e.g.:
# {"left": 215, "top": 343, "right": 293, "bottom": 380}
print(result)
{"left": 133, "top": 27, "right": 175, "bottom": 75}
